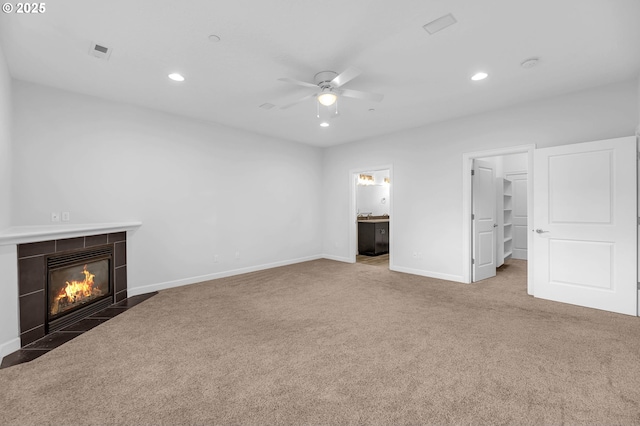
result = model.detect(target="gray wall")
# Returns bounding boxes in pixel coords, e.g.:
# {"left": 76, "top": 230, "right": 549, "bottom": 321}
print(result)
{"left": 0, "top": 42, "right": 16, "bottom": 356}
{"left": 321, "top": 78, "right": 638, "bottom": 282}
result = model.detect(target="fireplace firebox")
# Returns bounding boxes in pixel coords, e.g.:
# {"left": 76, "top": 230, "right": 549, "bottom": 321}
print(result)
{"left": 46, "top": 246, "right": 114, "bottom": 332}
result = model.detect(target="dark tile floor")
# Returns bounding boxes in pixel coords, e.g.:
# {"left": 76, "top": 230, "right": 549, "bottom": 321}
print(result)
{"left": 0, "top": 292, "right": 157, "bottom": 369}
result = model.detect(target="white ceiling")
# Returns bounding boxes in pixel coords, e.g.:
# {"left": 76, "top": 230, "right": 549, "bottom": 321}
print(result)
{"left": 1, "top": 0, "right": 639, "bottom": 147}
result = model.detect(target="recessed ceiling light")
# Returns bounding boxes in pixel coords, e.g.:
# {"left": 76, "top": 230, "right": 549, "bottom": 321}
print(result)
{"left": 168, "top": 73, "right": 185, "bottom": 82}
{"left": 320, "top": 122, "right": 330, "bottom": 128}
{"left": 208, "top": 34, "right": 221, "bottom": 43}
{"left": 520, "top": 57, "right": 539, "bottom": 69}
{"left": 471, "top": 72, "right": 488, "bottom": 81}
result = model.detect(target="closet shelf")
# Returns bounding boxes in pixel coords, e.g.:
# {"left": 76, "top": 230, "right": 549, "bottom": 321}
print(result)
{"left": 498, "top": 177, "right": 513, "bottom": 266}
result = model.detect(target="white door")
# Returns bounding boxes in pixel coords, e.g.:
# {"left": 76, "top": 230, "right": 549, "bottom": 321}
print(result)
{"left": 533, "top": 136, "right": 637, "bottom": 315}
{"left": 473, "top": 159, "right": 497, "bottom": 282}
{"left": 505, "top": 172, "right": 528, "bottom": 260}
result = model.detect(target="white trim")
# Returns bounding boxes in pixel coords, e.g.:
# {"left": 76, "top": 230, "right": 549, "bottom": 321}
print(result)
{"left": 348, "top": 164, "right": 393, "bottom": 267}
{"left": 462, "top": 144, "right": 535, "bottom": 294}
{"left": 390, "top": 265, "right": 465, "bottom": 283}
{"left": 0, "top": 337, "right": 20, "bottom": 359}
{"left": 0, "top": 222, "right": 142, "bottom": 245}
{"left": 127, "top": 254, "right": 322, "bottom": 296}
{"left": 322, "top": 254, "right": 354, "bottom": 263}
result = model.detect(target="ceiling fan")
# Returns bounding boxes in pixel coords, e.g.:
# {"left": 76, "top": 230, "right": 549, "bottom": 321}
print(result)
{"left": 277, "top": 67, "right": 384, "bottom": 110}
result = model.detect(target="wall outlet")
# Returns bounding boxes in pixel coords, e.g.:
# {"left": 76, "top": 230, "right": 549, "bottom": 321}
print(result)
{"left": 412, "top": 251, "right": 418, "bottom": 258}
{"left": 51, "top": 212, "right": 60, "bottom": 222}
{"left": 213, "top": 255, "right": 219, "bottom": 263}
{"left": 235, "top": 251, "right": 240, "bottom": 259}
{"left": 61, "top": 211, "right": 70, "bottom": 222}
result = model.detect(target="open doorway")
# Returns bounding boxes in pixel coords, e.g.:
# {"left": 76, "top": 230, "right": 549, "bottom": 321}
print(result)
{"left": 462, "top": 146, "right": 534, "bottom": 294}
{"left": 349, "top": 166, "right": 393, "bottom": 268}
{"left": 479, "top": 153, "right": 529, "bottom": 270}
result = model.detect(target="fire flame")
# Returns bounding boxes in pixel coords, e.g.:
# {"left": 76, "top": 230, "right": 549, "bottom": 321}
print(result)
{"left": 51, "top": 264, "right": 103, "bottom": 315}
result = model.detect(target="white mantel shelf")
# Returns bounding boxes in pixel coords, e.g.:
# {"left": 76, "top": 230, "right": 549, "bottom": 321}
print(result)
{"left": 0, "top": 222, "right": 142, "bottom": 246}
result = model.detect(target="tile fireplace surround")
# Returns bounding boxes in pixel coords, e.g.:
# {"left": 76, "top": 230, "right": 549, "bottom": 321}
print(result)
{"left": 0, "top": 222, "right": 141, "bottom": 355}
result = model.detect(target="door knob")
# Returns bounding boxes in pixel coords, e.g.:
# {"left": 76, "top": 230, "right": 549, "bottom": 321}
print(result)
{"left": 493, "top": 224, "right": 498, "bottom": 228}
{"left": 535, "top": 229, "right": 549, "bottom": 234}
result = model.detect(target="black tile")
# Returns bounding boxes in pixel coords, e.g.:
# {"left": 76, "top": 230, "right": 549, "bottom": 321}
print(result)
{"left": 18, "top": 256, "right": 45, "bottom": 296}
{"left": 89, "top": 307, "right": 127, "bottom": 319}
{"left": 19, "top": 291, "right": 45, "bottom": 332}
{"left": 114, "top": 241, "right": 126, "bottom": 267}
{"left": 25, "top": 331, "right": 81, "bottom": 350}
{"left": 56, "top": 237, "right": 85, "bottom": 252}
{"left": 85, "top": 234, "right": 108, "bottom": 247}
{"left": 20, "top": 325, "right": 45, "bottom": 347}
{"left": 115, "top": 292, "right": 157, "bottom": 308}
{"left": 115, "top": 290, "right": 128, "bottom": 303}
{"left": 18, "top": 240, "right": 55, "bottom": 258}
{"left": 115, "top": 266, "right": 127, "bottom": 294}
{"left": 0, "top": 349, "right": 49, "bottom": 369}
{"left": 60, "top": 318, "right": 108, "bottom": 332}
{"left": 8, "top": 293, "right": 159, "bottom": 364}
{"left": 108, "top": 232, "right": 126, "bottom": 243}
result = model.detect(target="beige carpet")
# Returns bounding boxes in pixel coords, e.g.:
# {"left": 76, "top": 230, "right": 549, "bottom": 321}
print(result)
{"left": 2, "top": 259, "right": 640, "bottom": 425}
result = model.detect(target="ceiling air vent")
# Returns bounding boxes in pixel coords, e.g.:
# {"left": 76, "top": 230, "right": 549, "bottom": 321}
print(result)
{"left": 423, "top": 13, "right": 457, "bottom": 35}
{"left": 89, "top": 42, "right": 112, "bottom": 60}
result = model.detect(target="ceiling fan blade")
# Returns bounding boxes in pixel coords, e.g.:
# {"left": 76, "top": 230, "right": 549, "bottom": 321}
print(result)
{"left": 279, "top": 93, "right": 317, "bottom": 109}
{"left": 278, "top": 77, "right": 318, "bottom": 89}
{"left": 331, "top": 67, "right": 362, "bottom": 87}
{"left": 338, "top": 88, "right": 384, "bottom": 102}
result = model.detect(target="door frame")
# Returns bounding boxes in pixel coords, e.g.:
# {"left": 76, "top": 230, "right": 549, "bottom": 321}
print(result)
{"left": 349, "top": 164, "right": 394, "bottom": 266}
{"left": 462, "top": 145, "right": 535, "bottom": 293}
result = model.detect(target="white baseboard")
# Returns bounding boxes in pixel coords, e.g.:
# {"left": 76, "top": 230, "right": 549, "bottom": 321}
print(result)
{"left": 0, "top": 337, "right": 21, "bottom": 359}
{"left": 128, "top": 255, "right": 466, "bottom": 297}
{"left": 390, "top": 265, "right": 465, "bottom": 283}
{"left": 128, "top": 255, "right": 323, "bottom": 296}
{"left": 321, "top": 254, "right": 354, "bottom": 263}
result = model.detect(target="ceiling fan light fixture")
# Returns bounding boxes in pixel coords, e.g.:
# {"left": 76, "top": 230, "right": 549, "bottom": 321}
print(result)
{"left": 317, "top": 91, "right": 337, "bottom": 106}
